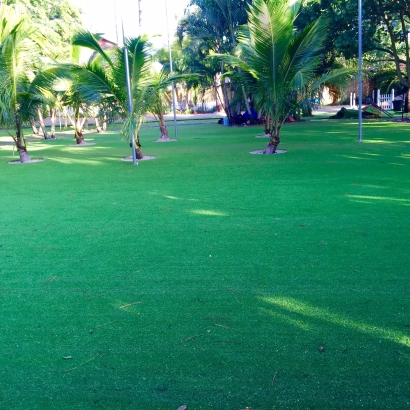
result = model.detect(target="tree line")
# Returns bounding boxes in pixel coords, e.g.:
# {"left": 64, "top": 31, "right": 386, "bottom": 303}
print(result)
{"left": 2, "top": 0, "right": 406, "bottom": 161}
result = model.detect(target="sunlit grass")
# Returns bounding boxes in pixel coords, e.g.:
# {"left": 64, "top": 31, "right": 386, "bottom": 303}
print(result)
{"left": 0, "top": 119, "right": 409, "bottom": 408}
{"left": 346, "top": 194, "right": 410, "bottom": 204}
{"left": 189, "top": 209, "right": 229, "bottom": 216}
{"left": 261, "top": 296, "right": 410, "bottom": 347}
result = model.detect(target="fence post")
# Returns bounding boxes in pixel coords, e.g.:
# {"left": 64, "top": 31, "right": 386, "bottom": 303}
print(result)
{"left": 391, "top": 89, "right": 395, "bottom": 109}
{"left": 376, "top": 89, "right": 381, "bottom": 106}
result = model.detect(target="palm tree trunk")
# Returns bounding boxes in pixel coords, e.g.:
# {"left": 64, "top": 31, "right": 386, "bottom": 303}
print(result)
{"left": 95, "top": 117, "right": 103, "bottom": 133}
{"left": 242, "top": 85, "right": 252, "bottom": 115}
{"left": 50, "top": 108, "right": 56, "bottom": 138}
{"left": 213, "top": 80, "right": 225, "bottom": 113}
{"left": 221, "top": 81, "right": 232, "bottom": 119}
{"left": 37, "top": 108, "right": 49, "bottom": 139}
{"left": 405, "top": 88, "right": 410, "bottom": 113}
{"left": 159, "top": 112, "right": 169, "bottom": 139}
{"left": 15, "top": 115, "right": 32, "bottom": 163}
{"left": 75, "top": 126, "right": 85, "bottom": 144}
{"left": 264, "top": 126, "right": 281, "bottom": 154}
{"left": 215, "top": 70, "right": 232, "bottom": 119}
{"left": 134, "top": 131, "right": 143, "bottom": 159}
{"left": 30, "top": 120, "right": 39, "bottom": 135}
{"left": 74, "top": 107, "right": 85, "bottom": 144}
{"left": 264, "top": 115, "right": 271, "bottom": 136}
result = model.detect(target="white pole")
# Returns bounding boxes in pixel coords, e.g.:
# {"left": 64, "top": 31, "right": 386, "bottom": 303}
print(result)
{"left": 165, "top": 0, "right": 178, "bottom": 139}
{"left": 123, "top": 22, "right": 137, "bottom": 165}
{"left": 358, "top": 0, "right": 363, "bottom": 143}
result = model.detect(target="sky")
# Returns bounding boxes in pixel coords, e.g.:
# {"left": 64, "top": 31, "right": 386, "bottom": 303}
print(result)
{"left": 70, "top": 0, "right": 190, "bottom": 49}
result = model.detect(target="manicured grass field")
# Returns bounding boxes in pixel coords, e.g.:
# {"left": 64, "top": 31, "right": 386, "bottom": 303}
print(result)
{"left": 0, "top": 118, "right": 409, "bottom": 409}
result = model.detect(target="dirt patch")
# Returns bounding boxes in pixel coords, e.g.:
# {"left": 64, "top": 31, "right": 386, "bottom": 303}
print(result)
{"left": 69, "top": 142, "right": 96, "bottom": 146}
{"left": 121, "top": 156, "right": 158, "bottom": 161}
{"left": 8, "top": 158, "right": 45, "bottom": 164}
{"left": 153, "top": 138, "right": 178, "bottom": 142}
{"left": 250, "top": 150, "right": 287, "bottom": 155}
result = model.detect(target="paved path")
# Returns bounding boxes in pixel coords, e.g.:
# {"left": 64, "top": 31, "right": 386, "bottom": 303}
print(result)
{"left": 39, "top": 106, "right": 350, "bottom": 127}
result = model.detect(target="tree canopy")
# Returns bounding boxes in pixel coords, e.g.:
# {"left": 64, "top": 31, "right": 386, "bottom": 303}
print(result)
{"left": 8, "top": 0, "right": 83, "bottom": 56}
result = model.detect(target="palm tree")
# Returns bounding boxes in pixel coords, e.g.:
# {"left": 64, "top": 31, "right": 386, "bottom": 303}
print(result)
{"left": 145, "top": 67, "right": 198, "bottom": 140}
{"left": 146, "top": 69, "right": 174, "bottom": 140}
{"left": 71, "top": 31, "right": 153, "bottom": 158}
{"left": 220, "top": 0, "right": 329, "bottom": 153}
{"left": 0, "top": 4, "right": 51, "bottom": 162}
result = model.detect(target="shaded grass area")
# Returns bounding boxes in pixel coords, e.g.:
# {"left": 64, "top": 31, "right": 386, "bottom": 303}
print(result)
{"left": 0, "top": 119, "right": 410, "bottom": 409}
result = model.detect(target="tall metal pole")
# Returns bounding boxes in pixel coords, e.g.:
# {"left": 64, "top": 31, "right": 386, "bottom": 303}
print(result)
{"left": 165, "top": 0, "right": 178, "bottom": 139}
{"left": 123, "top": 23, "right": 138, "bottom": 165}
{"left": 138, "top": 0, "right": 142, "bottom": 35}
{"left": 358, "top": 0, "right": 363, "bottom": 143}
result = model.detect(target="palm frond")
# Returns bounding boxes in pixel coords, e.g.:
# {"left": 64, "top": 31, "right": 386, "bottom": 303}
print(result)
{"left": 72, "top": 30, "right": 114, "bottom": 67}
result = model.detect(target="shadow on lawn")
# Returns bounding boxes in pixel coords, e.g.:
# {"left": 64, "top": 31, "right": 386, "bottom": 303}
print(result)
{"left": 259, "top": 296, "right": 410, "bottom": 348}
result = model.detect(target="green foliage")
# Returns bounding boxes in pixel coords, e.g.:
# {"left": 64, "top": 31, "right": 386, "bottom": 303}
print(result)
{"left": 7, "top": 0, "right": 83, "bottom": 56}
{"left": 298, "top": 0, "right": 410, "bottom": 92}
{"left": 178, "top": 0, "right": 251, "bottom": 53}
{"left": 176, "top": 0, "right": 253, "bottom": 116}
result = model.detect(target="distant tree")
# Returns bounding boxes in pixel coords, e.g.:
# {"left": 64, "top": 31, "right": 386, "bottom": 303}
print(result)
{"left": 177, "top": 0, "right": 252, "bottom": 119}
{"left": 8, "top": 0, "right": 83, "bottom": 56}
{"left": 299, "top": 0, "right": 410, "bottom": 108}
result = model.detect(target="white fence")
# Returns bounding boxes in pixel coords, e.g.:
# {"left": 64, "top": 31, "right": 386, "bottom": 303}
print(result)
{"left": 374, "top": 89, "right": 394, "bottom": 110}
{"left": 350, "top": 89, "right": 395, "bottom": 109}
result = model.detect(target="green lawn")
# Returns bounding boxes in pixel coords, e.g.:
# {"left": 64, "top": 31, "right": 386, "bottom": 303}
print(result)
{"left": 0, "top": 118, "right": 409, "bottom": 409}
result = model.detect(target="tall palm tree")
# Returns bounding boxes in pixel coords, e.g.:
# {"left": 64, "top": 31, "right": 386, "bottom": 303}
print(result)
{"left": 0, "top": 4, "right": 51, "bottom": 162}
{"left": 220, "top": 0, "right": 329, "bottom": 153}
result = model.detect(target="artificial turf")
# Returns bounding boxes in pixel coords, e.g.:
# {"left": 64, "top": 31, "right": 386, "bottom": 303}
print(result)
{"left": 0, "top": 117, "right": 409, "bottom": 409}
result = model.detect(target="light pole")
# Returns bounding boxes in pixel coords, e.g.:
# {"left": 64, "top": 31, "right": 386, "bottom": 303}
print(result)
{"left": 165, "top": 0, "right": 178, "bottom": 139}
{"left": 123, "top": 23, "right": 138, "bottom": 165}
{"left": 358, "top": 0, "right": 363, "bottom": 143}
{"left": 138, "top": 0, "right": 142, "bottom": 35}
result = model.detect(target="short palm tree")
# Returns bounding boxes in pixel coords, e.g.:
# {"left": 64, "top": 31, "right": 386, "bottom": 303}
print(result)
{"left": 146, "top": 69, "right": 174, "bottom": 140}
{"left": 71, "top": 31, "right": 153, "bottom": 158}
{"left": 220, "top": 0, "right": 328, "bottom": 153}
{"left": 0, "top": 4, "right": 51, "bottom": 162}
{"left": 145, "top": 68, "right": 198, "bottom": 140}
